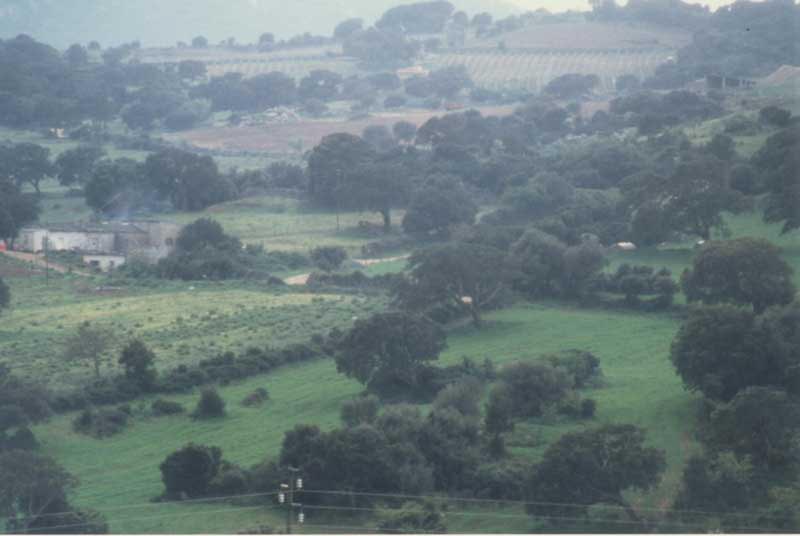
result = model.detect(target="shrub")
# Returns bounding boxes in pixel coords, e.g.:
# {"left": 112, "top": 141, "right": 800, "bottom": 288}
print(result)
{"left": 384, "top": 95, "right": 407, "bottom": 108}
{"left": 72, "top": 407, "right": 130, "bottom": 438}
{"left": 340, "top": 395, "right": 380, "bottom": 427}
{"left": 307, "top": 271, "right": 403, "bottom": 292}
{"left": 432, "top": 377, "right": 483, "bottom": 417}
{"left": 209, "top": 462, "right": 249, "bottom": 496}
{"left": 192, "top": 388, "right": 226, "bottom": 419}
{"left": 557, "top": 394, "right": 597, "bottom": 419}
{"left": 5, "top": 426, "right": 38, "bottom": 450}
{"left": 152, "top": 399, "right": 185, "bottom": 416}
{"left": 241, "top": 388, "right": 270, "bottom": 407}
{"left": 470, "top": 461, "right": 528, "bottom": 500}
{"left": 759, "top": 106, "right": 792, "bottom": 127}
{"left": 543, "top": 350, "right": 603, "bottom": 389}
{"left": 247, "top": 459, "right": 283, "bottom": 493}
{"left": 119, "top": 339, "right": 158, "bottom": 391}
{"left": 581, "top": 398, "right": 597, "bottom": 418}
{"left": 310, "top": 246, "right": 348, "bottom": 272}
{"left": 160, "top": 443, "right": 223, "bottom": 499}
{"left": 377, "top": 501, "right": 447, "bottom": 534}
{"left": 499, "top": 362, "right": 572, "bottom": 418}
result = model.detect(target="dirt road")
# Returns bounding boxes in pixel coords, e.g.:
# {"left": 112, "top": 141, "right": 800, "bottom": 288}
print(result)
{"left": 284, "top": 255, "right": 409, "bottom": 286}
{"left": 1, "top": 251, "right": 90, "bottom": 276}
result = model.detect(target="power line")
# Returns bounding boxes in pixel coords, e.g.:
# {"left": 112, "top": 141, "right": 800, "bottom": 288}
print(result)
{"left": 15, "top": 504, "right": 280, "bottom": 534}
{"left": 269, "top": 502, "right": 798, "bottom": 534}
{"left": 300, "top": 489, "right": 800, "bottom": 521}
{"left": 0, "top": 491, "right": 281, "bottom": 524}
{"left": 57, "top": 482, "right": 800, "bottom": 526}
{"left": 6, "top": 488, "right": 795, "bottom": 534}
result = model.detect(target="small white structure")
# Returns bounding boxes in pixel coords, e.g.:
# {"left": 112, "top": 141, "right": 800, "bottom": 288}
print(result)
{"left": 15, "top": 221, "right": 181, "bottom": 266}
{"left": 613, "top": 242, "right": 638, "bottom": 251}
{"left": 17, "top": 226, "right": 116, "bottom": 254}
{"left": 396, "top": 65, "right": 430, "bottom": 79}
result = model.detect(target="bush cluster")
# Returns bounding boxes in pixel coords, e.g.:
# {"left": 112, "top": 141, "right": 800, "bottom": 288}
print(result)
{"left": 51, "top": 340, "right": 331, "bottom": 412}
{"left": 192, "top": 388, "right": 226, "bottom": 419}
{"left": 72, "top": 407, "right": 130, "bottom": 438}
{"left": 241, "top": 388, "right": 270, "bottom": 407}
{"left": 487, "top": 351, "right": 602, "bottom": 424}
{"left": 306, "top": 271, "right": 403, "bottom": 292}
{"left": 151, "top": 399, "right": 185, "bottom": 416}
{"left": 591, "top": 264, "right": 679, "bottom": 309}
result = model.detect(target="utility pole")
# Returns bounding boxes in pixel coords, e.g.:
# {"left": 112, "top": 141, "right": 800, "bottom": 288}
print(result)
{"left": 44, "top": 233, "right": 49, "bottom": 286}
{"left": 279, "top": 467, "right": 303, "bottom": 534}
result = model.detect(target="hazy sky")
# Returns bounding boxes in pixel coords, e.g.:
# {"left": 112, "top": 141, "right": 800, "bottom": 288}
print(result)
{"left": 507, "top": 0, "right": 756, "bottom": 10}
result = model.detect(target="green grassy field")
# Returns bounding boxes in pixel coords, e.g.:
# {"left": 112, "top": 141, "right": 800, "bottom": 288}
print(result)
{"left": 0, "top": 203, "right": 800, "bottom": 396}
{"left": 608, "top": 212, "right": 800, "bottom": 288}
{"left": 31, "top": 184, "right": 406, "bottom": 258}
{"left": 3, "top": 109, "right": 798, "bottom": 533}
{"left": 32, "top": 301, "right": 688, "bottom": 534}
{"left": 162, "top": 196, "right": 406, "bottom": 256}
{"left": 0, "top": 262, "right": 386, "bottom": 392}
{"left": 7, "top": 205, "right": 795, "bottom": 533}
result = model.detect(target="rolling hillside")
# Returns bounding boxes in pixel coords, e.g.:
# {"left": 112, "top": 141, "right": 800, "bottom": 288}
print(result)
{"left": 0, "top": 0, "right": 521, "bottom": 48}
{"left": 465, "top": 21, "right": 692, "bottom": 50}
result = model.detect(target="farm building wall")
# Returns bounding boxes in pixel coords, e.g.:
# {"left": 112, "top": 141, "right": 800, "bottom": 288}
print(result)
{"left": 125, "top": 221, "right": 182, "bottom": 262}
{"left": 83, "top": 254, "right": 126, "bottom": 272}
{"left": 15, "top": 229, "right": 116, "bottom": 253}
{"left": 14, "top": 222, "right": 181, "bottom": 264}
{"left": 14, "top": 229, "right": 46, "bottom": 252}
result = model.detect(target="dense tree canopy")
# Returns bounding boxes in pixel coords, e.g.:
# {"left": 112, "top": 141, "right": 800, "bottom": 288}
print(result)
{"left": 376, "top": 1, "right": 455, "bottom": 34}
{"left": 0, "top": 278, "right": 8, "bottom": 315}
{"left": 307, "top": 133, "right": 374, "bottom": 207}
{"left": 508, "top": 228, "right": 613, "bottom": 301}
{"left": 118, "top": 339, "right": 158, "bottom": 391}
{"left": 402, "top": 175, "right": 477, "bottom": 237}
{"left": 156, "top": 218, "right": 284, "bottom": 281}
{"left": 681, "top": 238, "right": 795, "bottom": 313}
{"left": 145, "top": 148, "right": 233, "bottom": 212}
{"left": 84, "top": 157, "right": 147, "bottom": 215}
{"left": 705, "top": 386, "right": 800, "bottom": 469}
{"left": 673, "top": 452, "right": 766, "bottom": 525}
{"left": 160, "top": 443, "right": 222, "bottom": 498}
{"left": 670, "top": 304, "right": 800, "bottom": 401}
{"left": 0, "top": 143, "right": 53, "bottom": 195}
{"left": 344, "top": 162, "right": 408, "bottom": 231}
{"left": 0, "top": 179, "right": 39, "bottom": 247}
{"left": 0, "top": 451, "right": 106, "bottom": 533}
{"left": 333, "top": 18, "right": 364, "bottom": 40}
{"left": 623, "top": 154, "right": 746, "bottom": 241}
{"left": 279, "top": 422, "right": 427, "bottom": 504}
{"left": 753, "top": 126, "right": 800, "bottom": 234}
{"left": 62, "top": 322, "right": 112, "bottom": 380}
{"left": 525, "top": 425, "right": 666, "bottom": 527}
{"left": 55, "top": 145, "right": 105, "bottom": 187}
{"left": 335, "top": 312, "right": 446, "bottom": 395}
{"left": 544, "top": 73, "right": 600, "bottom": 99}
{"left": 343, "top": 28, "right": 419, "bottom": 67}
{"left": 399, "top": 242, "right": 514, "bottom": 327}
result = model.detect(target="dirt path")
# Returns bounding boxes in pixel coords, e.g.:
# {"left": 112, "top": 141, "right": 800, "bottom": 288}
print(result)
{"left": 284, "top": 273, "right": 311, "bottom": 286}
{"left": 1, "top": 251, "right": 91, "bottom": 276}
{"left": 353, "top": 255, "right": 409, "bottom": 267}
{"left": 284, "top": 255, "right": 409, "bottom": 286}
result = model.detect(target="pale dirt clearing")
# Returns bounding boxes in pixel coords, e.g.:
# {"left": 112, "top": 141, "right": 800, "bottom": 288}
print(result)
{"left": 284, "top": 255, "right": 409, "bottom": 285}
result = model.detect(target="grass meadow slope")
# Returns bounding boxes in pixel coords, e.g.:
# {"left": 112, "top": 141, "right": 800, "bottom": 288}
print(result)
{"left": 6, "top": 205, "right": 791, "bottom": 533}
{"left": 33, "top": 303, "right": 686, "bottom": 533}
